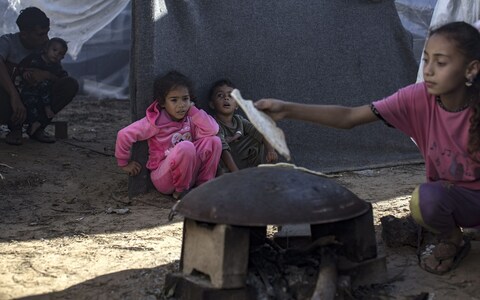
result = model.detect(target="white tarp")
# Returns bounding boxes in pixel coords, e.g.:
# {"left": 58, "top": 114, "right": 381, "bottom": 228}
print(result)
{"left": 2, "top": 0, "right": 129, "bottom": 58}
{"left": 395, "top": 0, "right": 436, "bottom": 63}
{"left": 1, "top": 0, "right": 130, "bottom": 99}
{"left": 395, "top": 0, "right": 436, "bottom": 39}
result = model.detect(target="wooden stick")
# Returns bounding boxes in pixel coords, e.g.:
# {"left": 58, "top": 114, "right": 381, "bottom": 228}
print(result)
{"left": 0, "top": 163, "right": 13, "bottom": 169}
{"left": 311, "top": 251, "right": 337, "bottom": 300}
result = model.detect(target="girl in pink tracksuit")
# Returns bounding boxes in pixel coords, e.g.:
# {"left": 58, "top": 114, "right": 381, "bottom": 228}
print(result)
{"left": 115, "top": 71, "right": 222, "bottom": 199}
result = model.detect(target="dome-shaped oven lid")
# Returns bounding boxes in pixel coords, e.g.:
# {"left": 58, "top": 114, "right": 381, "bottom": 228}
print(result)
{"left": 175, "top": 166, "right": 369, "bottom": 226}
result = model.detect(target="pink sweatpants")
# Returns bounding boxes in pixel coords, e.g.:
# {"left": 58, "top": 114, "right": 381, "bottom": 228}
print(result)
{"left": 150, "top": 136, "right": 221, "bottom": 194}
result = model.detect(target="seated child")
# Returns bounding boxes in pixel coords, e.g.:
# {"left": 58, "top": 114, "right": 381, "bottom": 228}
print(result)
{"left": 14, "top": 37, "right": 69, "bottom": 143}
{"left": 115, "top": 71, "right": 222, "bottom": 200}
{"left": 209, "top": 79, "right": 278, "bottom": 173}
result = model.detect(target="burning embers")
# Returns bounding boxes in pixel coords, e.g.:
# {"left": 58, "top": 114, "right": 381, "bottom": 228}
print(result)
{"left": 164, "top": 166, "right": 386, "bottom": 299}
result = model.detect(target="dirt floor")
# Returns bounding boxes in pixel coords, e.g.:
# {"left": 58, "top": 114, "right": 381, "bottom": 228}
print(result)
{"left": 0, "top": 96, "right": 479, "bottom": 300}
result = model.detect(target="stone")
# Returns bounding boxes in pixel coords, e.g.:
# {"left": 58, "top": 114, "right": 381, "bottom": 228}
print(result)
{"left": 181, "top": 218, "right": 250, "bottom": 289}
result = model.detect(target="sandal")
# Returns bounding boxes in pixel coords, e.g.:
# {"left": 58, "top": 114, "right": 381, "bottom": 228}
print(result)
{"left": 30, "top": 128, "right": 56, "bottom": 143}
{"left": 418, "top": 237, "right": 471, "bottom": 275}
{"left": 5, "top": 128, "right": 23, "bottom": 145}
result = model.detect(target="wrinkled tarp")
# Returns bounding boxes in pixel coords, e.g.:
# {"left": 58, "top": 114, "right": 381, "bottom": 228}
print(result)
{"left": 0, "top": 0, "right": 130, "bottom": 99}
{"left": 141, "top": 0, "right": 420, "bottom": 173}
{"left": 2, "top": 0, "right": 129, "bottom": 58}
{"left": 395, "top": 0, "right": 436, "bottom": 62}
{"left": 396, "top": 0, "right": 437, "bottom": 39}
{"left": 2, "top": 1, "right": 465, "bottom": 100}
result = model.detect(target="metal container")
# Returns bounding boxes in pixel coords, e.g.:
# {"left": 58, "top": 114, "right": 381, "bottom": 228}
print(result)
{"left": 175, "top": 166, "right": 370, "bottom": 226}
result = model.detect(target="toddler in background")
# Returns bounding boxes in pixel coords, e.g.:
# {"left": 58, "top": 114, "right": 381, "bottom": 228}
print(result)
{"left": 115, "top": 71, "right": 222, "bottom": 199}
{"left": 14, "top": 37, "right": 69, "bottom": 143}
{"left": 209, "top": 79, "right": 277, "bottom": 173}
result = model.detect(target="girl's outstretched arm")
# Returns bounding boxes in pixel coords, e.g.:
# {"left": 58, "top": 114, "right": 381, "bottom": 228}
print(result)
{"left": 254, "top": 99, "right": 378, "bottom": 129}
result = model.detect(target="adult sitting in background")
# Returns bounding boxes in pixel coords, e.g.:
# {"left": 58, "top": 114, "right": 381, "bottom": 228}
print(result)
{"left": 0, "top": 6, "right": 78, "bottom": 145}
{"left": 14, "top": 37, "right": 70, "bottom": 143}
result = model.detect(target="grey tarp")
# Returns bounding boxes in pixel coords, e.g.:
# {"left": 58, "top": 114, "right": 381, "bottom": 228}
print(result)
{"left": 132, "top": 0, "right": 421, "bottom": 177}
{"left": 2, "top": 1, "right": 437, "bottom": 99}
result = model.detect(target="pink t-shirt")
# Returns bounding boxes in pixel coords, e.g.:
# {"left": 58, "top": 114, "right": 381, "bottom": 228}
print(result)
{"left": 373, "top": 82, "right": 480, "bottom": 190}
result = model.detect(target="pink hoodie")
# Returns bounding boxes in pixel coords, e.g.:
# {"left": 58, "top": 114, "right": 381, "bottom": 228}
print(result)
{"left": 115, "top": 102, "right": 219, "bottom": 170}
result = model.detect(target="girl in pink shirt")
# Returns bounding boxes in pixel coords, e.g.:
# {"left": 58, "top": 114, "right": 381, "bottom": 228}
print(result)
{"left": 115, "top": 71, "right": 222, "bottom": 199}
{"left": 255, "top": 22, "right": 480, "bottom": 275}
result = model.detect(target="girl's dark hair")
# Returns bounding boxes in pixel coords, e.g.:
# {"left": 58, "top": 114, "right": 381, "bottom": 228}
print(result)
{"left": 16, "top": 7, "right": 50, "bottom": 32}
{"left": 153, "top": 71, "right": 195, "bottom": 106}
{"left": 430, "top": 21, "right": 480, "bottom": 157}
{"left": 208, "top": 79, "right": 236, "bottom": 100}
{"left": 47, "top": 37, "right": 68, "bottom": 52}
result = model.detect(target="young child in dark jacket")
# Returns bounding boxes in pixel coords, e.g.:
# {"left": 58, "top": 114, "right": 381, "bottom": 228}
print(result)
{"left": 14, "top": 37, "right": 69, "bottom": 142}
{"left": 209, "top": 79, "right": 278, "bottom": 174}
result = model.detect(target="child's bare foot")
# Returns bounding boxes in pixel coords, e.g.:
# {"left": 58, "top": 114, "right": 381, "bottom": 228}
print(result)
{"left": 172, "top": 190, "right": 191, "bottom": 200}
{"left": 45, "top": 106, "right": 55, "bottom": 119}
{"left": 172, "top": 191, "right": 181, "bottom": 200}
{"left": 27, "top": 122, "right": 41, "bottom": 136}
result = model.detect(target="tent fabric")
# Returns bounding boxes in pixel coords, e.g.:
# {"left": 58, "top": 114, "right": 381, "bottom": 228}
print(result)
{"left": 3, "top": 0, "right": 129, "bottom": 58}
{"left": 395, "top": 0, "right": 436, "bottom": 63}
{"left": 1, "top": 0, "right": 130, "bottom": 99}
{"left": 0, "top": 0, "right": 439, "bottom": 172}
{"left": 135, "top": 0, "right": 423, "bottom": 173}
{"left": 395, "top": 0, "right": 437, "bottom": 39}
{"left": 0, "top": 1, "right": 439, "bottom": 101}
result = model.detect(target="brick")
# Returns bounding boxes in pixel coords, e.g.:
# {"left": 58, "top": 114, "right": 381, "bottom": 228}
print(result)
{"left": 182, "top": 218, "right": 250, "bottom": 288}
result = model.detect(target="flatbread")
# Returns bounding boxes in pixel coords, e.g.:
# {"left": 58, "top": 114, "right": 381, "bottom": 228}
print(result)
{"left": 231, "top": 89, "right": 291, "bottom": 161}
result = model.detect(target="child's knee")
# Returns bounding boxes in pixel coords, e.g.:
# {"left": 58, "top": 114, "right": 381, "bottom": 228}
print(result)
{"left": 209, "top": 136, "right": 222, "bottom": 156}
{"left": 410, "top": 185, "right": 423, "bottom": 224}
{"left": 198, "top": 136, "right": 222, "bottom": 152}
{"left": 195, "top": 136, "right": 221, "bottom": 162}
{"left": 205, "top": 136, "right": 221, "bottom": 147}
{"left": 175, "top": 141, "right": 196, "bottom": 158}
{"left": 409, "top": 183, "right": 442, "bottom": 233}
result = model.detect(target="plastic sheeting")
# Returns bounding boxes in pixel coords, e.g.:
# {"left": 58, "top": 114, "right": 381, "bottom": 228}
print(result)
{"left": 395, "top": 0, "right": 436, "bottom": 62}
{"left": 395, "top": 0, "right": 437, "bottom": 38}
{"left": 3, "top": 1, "right": 469, "bottom": 99}
{"left": 0, "top": 0, "right": 131, "bottom": 99}
{"left": 3, "top": 0, "right": 129, "bottom": 58}
{"left": 142, "top": 0, "right": 420, "bottom": 173}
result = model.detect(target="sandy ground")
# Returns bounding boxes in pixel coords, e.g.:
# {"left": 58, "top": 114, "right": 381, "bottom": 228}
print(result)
{"left": 0, "top": 96, "right": 479, "bottom": 300}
